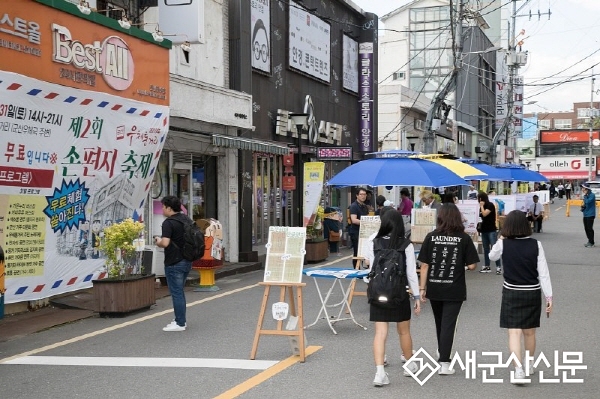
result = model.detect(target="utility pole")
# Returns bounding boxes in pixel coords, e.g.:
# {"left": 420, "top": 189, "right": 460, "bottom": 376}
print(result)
{"left": 423, "top": 0, "right": 464, "bottom": 154}
{"left": 589, "top": 73, "right": 595, "bottom": 182}
{"left": 490, "top": 0, "right": 549, "bottom": 166}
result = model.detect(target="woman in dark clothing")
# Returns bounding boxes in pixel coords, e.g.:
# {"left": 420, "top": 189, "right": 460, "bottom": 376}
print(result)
{"left": 477, "top": 192, "right": 502, "bottom": 274}
{"left": 489, "top": 210, "right": 553, "bottom": 384}
{"left": 418, "top": 204, "right": 480, "bottom": 375}
{"left": 323, "top": 207, "right": 342, "bottom": 256}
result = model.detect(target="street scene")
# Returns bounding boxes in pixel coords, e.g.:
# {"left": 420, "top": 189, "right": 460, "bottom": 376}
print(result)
{"left": 0, "top": 202, "right": 597, "bottom": 398}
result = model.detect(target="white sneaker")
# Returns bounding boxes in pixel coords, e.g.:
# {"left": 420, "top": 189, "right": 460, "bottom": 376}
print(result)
{"left": 512, "top": 367, "right": 528, "bottom": 384}
{"left": 403, "top": 361, "right": 418, "bottom": 377}
{"left": 400, "top": 349, "right": 415, "bottom": 363}
{"left": 373, "top": 371, "right": 389, "bottom": 387}
{"left": 163, "top": 321, "right": 186, "bottom": 332}
{"left": 438, "top": 362, "right": 455, "bottom": 375}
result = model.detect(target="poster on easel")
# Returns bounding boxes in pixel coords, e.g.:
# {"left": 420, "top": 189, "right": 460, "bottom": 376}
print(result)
{"left": 263, "top": 227, "right": 306, "bottom": 284}
{"left": 356, "top": 215, "right": 380, "bottom": 259}
{"left": 411, "top": 208, "right": 437, "bottom": 243}
{"left": 456, "top": 202, "right": 479, "bottom": 233}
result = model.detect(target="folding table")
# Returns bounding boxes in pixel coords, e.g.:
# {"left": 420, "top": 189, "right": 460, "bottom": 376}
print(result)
{"left": 303, "top": 267, "right": 369, "bottom": 334}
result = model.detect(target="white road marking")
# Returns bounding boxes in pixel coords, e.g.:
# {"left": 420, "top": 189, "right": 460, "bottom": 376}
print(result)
{"left": 4, "top": 356, "right": 278, "bottom": 370}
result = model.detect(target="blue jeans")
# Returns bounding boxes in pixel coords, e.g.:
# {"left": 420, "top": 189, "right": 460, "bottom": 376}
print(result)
{"left": 481, "top": 231, "right": 501, "bottom": 268}
{"left": 165, "top": 259, "right": 192, "bottom": 326}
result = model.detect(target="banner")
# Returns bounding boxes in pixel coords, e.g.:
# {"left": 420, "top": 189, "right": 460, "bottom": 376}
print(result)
{"left": 359, "top": 42, "right": 374, "bottom": 152}
{"left": 251, "top": 0, "right": 271, "bottom": 73}
{"left": 303, "top": 162, "right": 325, "bottom": 226}
{"left": 0, "top": 71, "right": 169, "bottom": 303}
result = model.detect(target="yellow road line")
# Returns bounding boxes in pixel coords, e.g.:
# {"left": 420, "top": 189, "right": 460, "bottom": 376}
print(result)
{"left": 0, "top": 284, "right": 258, "bottom": 364}
{"left": 213, "top": 346, "right": 322, "bottom": 399}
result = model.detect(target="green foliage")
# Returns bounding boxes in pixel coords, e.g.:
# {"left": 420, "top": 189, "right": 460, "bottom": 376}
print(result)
{"left": 99, "top": 218, "right": 145, "bottom": 279}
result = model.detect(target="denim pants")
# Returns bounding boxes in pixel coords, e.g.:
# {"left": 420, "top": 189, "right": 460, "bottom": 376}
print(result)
{"left": 481, "top": 230, "right": 501, "bottom": 267}
{"left": 165, "top": 259, "right": 192, "bottom": 326}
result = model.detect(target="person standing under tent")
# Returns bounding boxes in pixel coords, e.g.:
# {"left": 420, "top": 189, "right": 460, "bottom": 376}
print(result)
{"left": 418, "top": 204, "right": 480, "bottom": 375}
{"left": 565, "top": 181, "right": 572, "bottom": 200}
{"left": 477, "top": 192, "right": 502, "bottom": 274}
{"left": 364, "top": 208, "right": 421, "bottom": 387}
{"left": 348, "top": 187, "right": 370, "bottom": 268}
{"left": 489, "top": 210, "right": 553, "bottom": 383}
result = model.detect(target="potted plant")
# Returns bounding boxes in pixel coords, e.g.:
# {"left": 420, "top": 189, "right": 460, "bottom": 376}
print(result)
{"left": 92, "top": 218, "right": 156, "bottom": 315}
{"left": 305, "top": 206, "right": 328, "bottom": 263}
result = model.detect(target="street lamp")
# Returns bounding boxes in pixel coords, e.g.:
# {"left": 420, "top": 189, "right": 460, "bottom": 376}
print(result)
{"left": 289, "top": 113, "right": 308, "bottom": 227}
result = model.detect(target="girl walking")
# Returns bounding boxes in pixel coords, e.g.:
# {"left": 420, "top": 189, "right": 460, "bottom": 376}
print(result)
{"left": 364, "top": 208, "right": 421, "bottom": 387}
{"left": 418, "top": 204, "right": 480, "bottom": 375}
{"left": 489, "top": 210, "right": 553, "bottom": 383}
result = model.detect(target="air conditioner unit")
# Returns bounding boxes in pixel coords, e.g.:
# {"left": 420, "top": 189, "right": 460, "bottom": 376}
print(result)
{"left": 414, "top": 119, "right": 425, "bottom": 131}
{"left": 393, "top": 71, "right": 405, "bottom": 80}
{"left": 475, "top": 146, "right": 488, "bottom": 154}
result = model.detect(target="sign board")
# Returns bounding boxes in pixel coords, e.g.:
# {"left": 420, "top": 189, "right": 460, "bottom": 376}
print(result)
{"left": 410, "top": 209, "right": 437, "bottom": 243}
{"left": 356, "top": 216, "right": 380, "bottom": 259}
{"left": 288, "top": 1, "right": 331, "bottom": 82}
{"left": 456, "top": 201, "right": 479, "bottom": 233}
{"left": 488, "top": 195, "right": 517, "bottom": 216}
{"left": 316, "top": 147, "right": 352, "bottom": 161}
{"left": 263, "top": 227, "right": 306, "bottom": 284}
{"left": 342, "top": 34, "right": 358, "bottom": 93}
{"left": 251, "top": 0, "right": 271, "bottom": 73}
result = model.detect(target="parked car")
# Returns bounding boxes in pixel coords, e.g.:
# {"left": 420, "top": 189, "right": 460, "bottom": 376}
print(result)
{"left": 583, "top": 181, "right": 600, "bottom": 197}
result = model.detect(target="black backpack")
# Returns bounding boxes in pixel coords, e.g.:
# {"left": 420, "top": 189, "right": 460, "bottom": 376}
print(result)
{"left": 170, "top": 215, "right": 205, "bottom": 262}
{"left": 367, "top": 237, "right": 411, "bottom": 308}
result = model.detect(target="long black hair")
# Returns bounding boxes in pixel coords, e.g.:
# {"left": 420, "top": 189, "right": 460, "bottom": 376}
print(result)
{"left": 375, "top": 207, "right": 405, "bottom": 248}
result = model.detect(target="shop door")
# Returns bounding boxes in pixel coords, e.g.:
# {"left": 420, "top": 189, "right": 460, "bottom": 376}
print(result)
{"left": 253, "top": 154, "right": 286, "bottom": 245}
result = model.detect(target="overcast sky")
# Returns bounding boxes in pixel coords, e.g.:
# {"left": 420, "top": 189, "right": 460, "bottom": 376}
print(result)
{"left": 351, "top": 0, "right": 600, "bottom": 113}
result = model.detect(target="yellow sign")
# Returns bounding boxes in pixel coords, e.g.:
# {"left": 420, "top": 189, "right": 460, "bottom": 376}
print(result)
{"left": 303, "top": 162, "right": 325, "bottom": 227}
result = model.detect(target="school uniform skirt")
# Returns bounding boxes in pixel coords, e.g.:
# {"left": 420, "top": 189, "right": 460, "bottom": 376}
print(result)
{"left": 500, "top": 287, "right": 542, "bottom": 329}
{"left": 370, "top": 299, "right": 411, "bottom": 323}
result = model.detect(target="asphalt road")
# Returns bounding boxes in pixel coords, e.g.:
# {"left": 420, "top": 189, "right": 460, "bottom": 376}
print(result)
{"left": 0, "top": 200, "right": 598, "bottom": 399}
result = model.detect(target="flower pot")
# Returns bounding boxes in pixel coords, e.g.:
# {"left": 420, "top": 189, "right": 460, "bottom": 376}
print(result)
{"left": 304, "top": 240, "right": 329, "bottom": 263}
{"left": 93, "top": 274, "right": 156, "bottom": 315}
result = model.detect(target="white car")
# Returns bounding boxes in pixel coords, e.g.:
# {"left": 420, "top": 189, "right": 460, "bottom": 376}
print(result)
{"left": 583, "top": 181, "right": 600, "bottom": 197}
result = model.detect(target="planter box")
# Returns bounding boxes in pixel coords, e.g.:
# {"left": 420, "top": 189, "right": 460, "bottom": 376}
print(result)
{"left": 305, "top": 240, "right": 329, "bottom": 263}
{"left": 93, "top": 274, "right": 156, "bottom": 315}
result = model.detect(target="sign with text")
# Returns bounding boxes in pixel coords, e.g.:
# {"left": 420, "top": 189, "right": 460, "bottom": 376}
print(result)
{"left": 0, "top": 71, "right": 169, "bottom": 303}
{"left": 263, "top": 226, "right": 306, "bottom": 284}
{"left": 356, "top": 215, "right": 380, "bottom": 259}
{"left": 288, "top": 1, "right": 331, "bottom": 82}
{"left": 359, "top": 42, "right": 374, "bottom": 152}
{"left": 316, "top": 147, "right": 352, "bottom": 161}
{"left": 540, "top": 130, "right": 599, "bottom": 144}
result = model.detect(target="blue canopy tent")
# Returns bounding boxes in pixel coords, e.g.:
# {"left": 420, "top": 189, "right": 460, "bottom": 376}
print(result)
{"left": 459, "top": 158, "right": 512, "bottom": 181}
{"left": 495, "top": 163, "right": 549, "bottom": 182}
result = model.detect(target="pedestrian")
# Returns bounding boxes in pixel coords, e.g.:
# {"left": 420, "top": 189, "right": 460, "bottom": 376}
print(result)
{"left": 397, "top": 188, "right": 414, "bottom": 216}
{"left": 488, "top": 210, "right": 553, "bottom": 383}
{"left": 374, "top": 195, "right": 386, "bottom": 215}
{"left": 557, "top": 182, "right": 564, "bottom": 199}
{"left": 581, "top": 183, "right": 596, "bottom": 247}
{"left": 549, "top": 182, "right": 556, "bottom": 203}
{"left": 441, "top": 192, "right": 457, "bottom": 204}
{"left": 323, "top": 207, "right": 342, "bottom": 256}
{"left": 418, "top": 204, "right": 480, "bottom": 375}
{"left": 364, "top": 207, "right": 421, "bottom": 386}
{"left": 565, "top": 181, "right": 572, "bottom": 200}
{"left": 348, "top": 187, "right": 371, "bottom": 268}
{"left": 420, "top": 189, "right": 441, "bottom": 210}
{"left": 154, "top": 195, "right": 194, "bottom": 332}
{"left": 477, "top": 192, "right": 502, "bottom": 274}
{"left": 467, "top": 185, "right": 478, "bottom": 200}
{"left": 526, "top": 195, "right": 544, "bottom": 233}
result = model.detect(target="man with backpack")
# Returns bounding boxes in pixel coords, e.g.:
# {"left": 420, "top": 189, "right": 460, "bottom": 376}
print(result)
{"left": 155, "top": 195, "right": 203, "bottom": 332}
{"left": 363, "top": 207, "right": 421, "bottom": 387}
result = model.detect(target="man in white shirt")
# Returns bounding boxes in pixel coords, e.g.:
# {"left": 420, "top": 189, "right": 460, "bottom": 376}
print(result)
{"left": 467, "top": 185, "right": 478, "bottom": 200}
{"left": 527, "top": 195, "right": 544, "bottom": 233}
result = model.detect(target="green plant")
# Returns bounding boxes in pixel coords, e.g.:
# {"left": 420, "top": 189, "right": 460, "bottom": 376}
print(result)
{"left": 99, "top": 218, "right": 145, "bottom": 279}
{"left": 306, "top": 206, "right": 325, "bottom": 242}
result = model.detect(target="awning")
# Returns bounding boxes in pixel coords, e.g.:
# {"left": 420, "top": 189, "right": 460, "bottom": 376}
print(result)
{"left": 212, "top": 134, "right": 290, "bottom": 155}
{"left": 539, "top": 171, "right": 590, "bottom": 180}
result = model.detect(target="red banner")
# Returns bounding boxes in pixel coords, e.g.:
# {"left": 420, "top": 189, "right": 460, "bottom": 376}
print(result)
{"left": 540, "top": 130, "right": 599, "bottom": 144}
{"left": 0, "top": 166, "right": 54, "bottom": 188}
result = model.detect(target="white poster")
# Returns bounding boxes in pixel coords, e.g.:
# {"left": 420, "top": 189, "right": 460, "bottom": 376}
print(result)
{"left": 488, "top": 195, "right": 517, "bottom": 216}
{"left": 456, "top": 201, "right": 479, "bottom": 233}
{"left": 0, "top": 71, "right": 168, "bottom": 303}
{"left": 342, "top": 34, "right": 358, "bottom": 92}
{"left": 251, "top": 0, "right": 271, "bottom": 73}
{"left": 288, "top": 0, "right": 331, "bottom": 82}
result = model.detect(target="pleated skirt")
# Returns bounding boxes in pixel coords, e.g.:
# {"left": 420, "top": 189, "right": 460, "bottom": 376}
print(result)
{"left": 500, "top": 287, "right": 542, "bottom": 329}
{"left": 370, "top": 299, "right": 411, "bottom": 323}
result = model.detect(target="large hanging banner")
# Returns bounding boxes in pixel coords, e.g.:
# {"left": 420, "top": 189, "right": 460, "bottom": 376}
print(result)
{"left": 303, "top": 162, "right": 325, "bottom": 227}
{"left": 0, "top": 71, "right": 168, "bottom": 303}
{"left": 251, "top": 0, "right": 271, "bottom": 73}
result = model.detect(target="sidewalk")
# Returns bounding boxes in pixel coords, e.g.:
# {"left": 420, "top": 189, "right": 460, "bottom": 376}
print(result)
{"left": 0, "top": 260, "right": 263, "bottom": 343}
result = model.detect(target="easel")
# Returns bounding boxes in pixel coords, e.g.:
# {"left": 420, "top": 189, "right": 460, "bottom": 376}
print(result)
{"left": 347, "top": 257, "right": 367, "bottom": 309}
{"left": 250, "top": 282, "right": 306, "bottom": 362}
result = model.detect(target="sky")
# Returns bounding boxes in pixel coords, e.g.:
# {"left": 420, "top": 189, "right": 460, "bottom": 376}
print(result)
{"left": 351, "top": 0, "right": 600, "bottom": 113}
